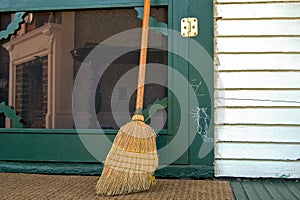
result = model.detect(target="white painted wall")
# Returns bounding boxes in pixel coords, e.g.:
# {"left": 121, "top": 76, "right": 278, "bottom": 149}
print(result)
{"left": 214, "top": 0, "right": 300, "bottom": 178}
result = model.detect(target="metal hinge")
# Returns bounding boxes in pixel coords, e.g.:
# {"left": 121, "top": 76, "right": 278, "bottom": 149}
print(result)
{"left": 181, "top": 17, "right": 198, "bottom": 38}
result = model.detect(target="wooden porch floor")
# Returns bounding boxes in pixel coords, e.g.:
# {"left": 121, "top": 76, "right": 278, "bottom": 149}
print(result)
{"left": 230, "top": 179, "right": 300, "bottom": 200}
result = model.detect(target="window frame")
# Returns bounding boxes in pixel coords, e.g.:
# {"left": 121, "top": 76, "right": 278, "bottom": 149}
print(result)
{"left": 0, "top": 0, "right": 172, "bottom": 135}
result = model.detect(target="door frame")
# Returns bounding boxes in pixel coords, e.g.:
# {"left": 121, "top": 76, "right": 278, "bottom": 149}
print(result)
{"left": 0, "top": 0, "right": 214, "bottom": 178}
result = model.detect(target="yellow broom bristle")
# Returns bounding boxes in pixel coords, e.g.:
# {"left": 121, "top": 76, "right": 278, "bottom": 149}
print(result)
{"left": 96, "top": 121, "right": 158, "bottom": 196}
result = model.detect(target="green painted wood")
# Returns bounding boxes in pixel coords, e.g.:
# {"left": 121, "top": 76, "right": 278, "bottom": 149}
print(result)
{"left": 0, "top": 131, "right": 173, "bottom": 163}
{"left": 0, "top": 161, "right": 213, "bottom": 178}
{"left": 0, "top": 128, "right": 167, "bottom": 135}
{"left": 156, "top": 165, "right": 213, "bottom": 178}
{"left": 188, "top": 0, "right": 214, "bottom": 166}
{"left": 242, "top": 181, "right": 262, "bottom": 200}
{"left": 250, "top": 182, "right": 273, "bottom": 200}
{"left": 0, "top": 161, "right": 102, "bottom": 175}
{"left": 0, "top": 102, "right": 23, "bottom": 128}
{"left": 0, "top": 12, "right": 26, "bottom": 41}
{"left": 230, "top": 181, "right": 249, "bottom": 200}
{"left": 0, "top": 132, "right": 100, "bottom": 162}
{"left": 143, "top": 97, "right": 168, "bottom": 125}
{"left": 135, "top": 7, "right": 168, "bottom": 36}
{"left": 165, "top": 0, "right": 189, "bottom": 164}
{"left": 0, "top": 0, "right": 215, "bottom": 175}
{"left": 0, "top": 128, "right": 117, "bottom": 134}
{"left": 231, "top": 179, "right": 300, "bottom": 200}
{"left": 284, "top": 181, "right": 300, "bottom": 198}
{"left": 264, "top": 182, "right": 286, "bottom": 199}
{"left": 0, "top": 0, "right": 168, "bottom": 12}
{"left": 276, "top": 183, "right": 299, "bottom": 200}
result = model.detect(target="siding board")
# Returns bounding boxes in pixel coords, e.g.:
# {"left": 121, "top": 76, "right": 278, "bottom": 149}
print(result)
{"left": 216, "top": 108, "right": 300, "bottom": 125}
{"left": 216, "top": 38, "right": 300, "bottom": 53}
{"left": 216, "top": 3, "right": 300, "bottom": 19}
{"left": 216, "top": 143, "right": 300, "bottom": 160}
{"left": 216, "top": 54, "right": 300, "bottom": 70}
{"left": 217, "top": 126, "right": 300, "bottom": 143}
{"left": 215, "top": 160, "right": 300, "bottom": 178}
{"left": 216, "top": 90, "right": 300, "bottom": 107}
{"left": 216, "top": 20, "right": 300, "bottom": 36}
{"left": 216, "top": 72, "right": 300, "bottom": 89}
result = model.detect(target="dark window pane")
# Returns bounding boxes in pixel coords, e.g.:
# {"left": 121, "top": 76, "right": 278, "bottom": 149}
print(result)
{"left": 1, "top": 8, "right": 168, "bottom": 129}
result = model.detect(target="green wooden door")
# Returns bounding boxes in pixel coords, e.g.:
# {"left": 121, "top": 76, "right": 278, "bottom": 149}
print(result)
{"left": 164, "top": 0, "right": 214, "bottom": 173}
{"left": 157, "top": 0, "right": 214, "bottom": 169}
{"left": 187, "top": 0, "right": 214, "bottom": 169}
{"left": 0, "top": 0, "right": 214, "bottom": 178}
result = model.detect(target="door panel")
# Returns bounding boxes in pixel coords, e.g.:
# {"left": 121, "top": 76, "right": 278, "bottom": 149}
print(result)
{"left": 188, "top": 0, "right": 214, "bottom": 165}
{"left": 0, "top": 0, "right": 214, "bottom": 172}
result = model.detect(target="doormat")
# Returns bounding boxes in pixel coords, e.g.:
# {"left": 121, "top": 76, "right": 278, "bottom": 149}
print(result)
{"left": 0, "top": 173, "right": 234, "bottom": 200}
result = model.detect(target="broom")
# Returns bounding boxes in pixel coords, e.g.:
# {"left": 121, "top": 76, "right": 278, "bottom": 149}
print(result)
{"left": 96, "top": 0, "right": 158, "bottom": 196}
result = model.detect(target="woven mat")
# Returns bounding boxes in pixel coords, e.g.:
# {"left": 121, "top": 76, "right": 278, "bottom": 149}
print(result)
{"left": 0, "top": 173, "right": 234, "bottom": 200}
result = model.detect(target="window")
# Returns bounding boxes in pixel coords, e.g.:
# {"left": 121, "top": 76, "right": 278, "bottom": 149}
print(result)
{"left": 0, "top": 8, "right": 168, "bottom": 130}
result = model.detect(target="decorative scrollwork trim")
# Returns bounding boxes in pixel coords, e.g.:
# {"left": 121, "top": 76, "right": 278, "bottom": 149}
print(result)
{"left": 0, "top": 102, "right": 23, "bottom": 128}
{"left": 0, "top": 12, "right": 26, "bottom": 41}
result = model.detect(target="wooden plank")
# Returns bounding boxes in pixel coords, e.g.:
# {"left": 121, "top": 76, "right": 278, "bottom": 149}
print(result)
{"left": 216, "top": 90, "right": 300, "bottom": 107}
{"left": 263, "top": 182, "right": 286, "bottom": 199}
{"left": 215, "top": 160, "right": 300, "bottom": 178}
{"left": 216, "top": 126, "right": 300, "bottom": 143}
{"left": 216, "top": 54, "right": 300, "bottom": 71}
{"left": 216, "top": 143, "right": 300, "bottom": 160}
{"left": 216, "top": 3, "right": 300, "bottom": 19}
{"left": 216, "top": 20, "right": 300, "bottom": 36}
{"left": 250, "top": 182, "right": 273, "bottom": 200}
{"left": 216, "top": 38, "right": 300, "bottom": 53}
{"left": 216, "top": 72, "right": 300, "bottom": 89}
{"left": 230, "top": 181, "right": 250, "bottom": 200}
{"left": 216, "top": 97, "right": 300, "bottom": 107}
{"left": 284, "top": 181, "right": 300, "bottom": 198}
{"left": 231, "top": 179, "right": 300, "bottom": 200}
{"left": 241, "top": 181, "right": 262, "bottom": 200}
{"left": 216, "top": 108, "right": 300, "bottom": 125}
{"left": 275, "top": 183, "right": 299, "bottom": 200}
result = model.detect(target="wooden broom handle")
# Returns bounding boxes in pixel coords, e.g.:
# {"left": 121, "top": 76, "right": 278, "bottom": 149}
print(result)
{"left": 133, "top": 0, "right": 151, "bottom": 120}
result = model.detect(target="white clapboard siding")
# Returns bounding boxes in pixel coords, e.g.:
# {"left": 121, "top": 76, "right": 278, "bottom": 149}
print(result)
{"left": 216, "top": 108, "right": 300, "bottom": 125}
{"left": 216, "top": 126, "right": 300, "bottom": 143}
{"left": 216, "top": 54, "right": 300, "bottom": 70}
{"left": 216, "top": 98, "right": 300, "bottom": 107}
{"left": 216, "top": 143, "right": 300, "bottom": 160}
{"left": 216, "top": 3, "right": 300, "bottom": 19}
{"left": 216, "top": 72, "right": 300, "bottom": 89}
{"left": 215, "top": 160, "right": 300, "bottom": 178}
{"left": 214, "top": 0, "right": 300, "bottom": 178}
{"left": 216, "top": 20, "right": 300, "bottom": 36}
{"left": 216, "top": 90, "right": 300, "bottom": 107}
{"left": 217, "top": 0, "right": 300, "bottom": 3}
{"left": 216, "top": 38, "right": 300, "bottom": 53}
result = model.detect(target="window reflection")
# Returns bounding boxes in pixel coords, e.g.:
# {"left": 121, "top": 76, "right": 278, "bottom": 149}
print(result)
{"left": 0, "top": 8, "right": 168, "bottom": 129}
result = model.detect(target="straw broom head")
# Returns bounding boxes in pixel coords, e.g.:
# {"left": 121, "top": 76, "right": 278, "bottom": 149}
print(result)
{"left": 96, "top": 117, "right": 158, "bottom": 196}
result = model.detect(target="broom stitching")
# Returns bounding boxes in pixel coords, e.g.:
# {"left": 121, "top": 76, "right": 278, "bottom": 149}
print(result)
{"left": 105, "top": 157, "right": 158, "bottom": 168}
{"left": 109, "top": 151, "right": 158, "bottom": 161}
{"left": 119, "top": 127, "right": 157, "bottom": 138}
{"left": 117, "top": 132, "right": 157, "bottom": 138}
{"left": 104, "top": 164, "right": 156, "bottom": 173}
{"left": 106, "top": 153, "right": 158, "bottom": 172}
{"left": 111, "top": 145, "right": 158, "bottom": 156}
